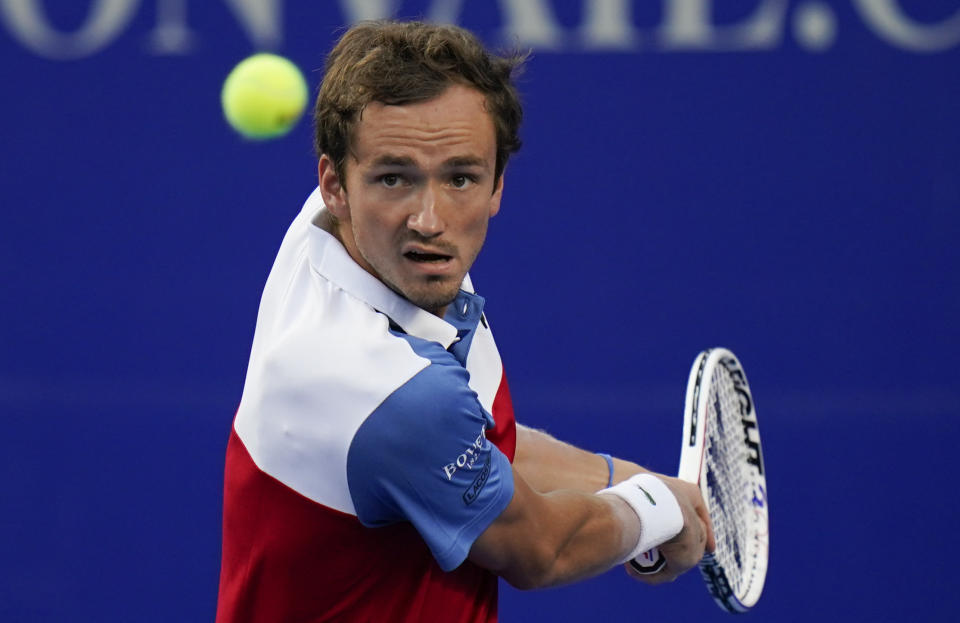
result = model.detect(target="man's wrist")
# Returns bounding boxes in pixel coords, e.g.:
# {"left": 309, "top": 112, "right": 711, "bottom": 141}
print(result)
{"left": 596, "top": 453, "right": 615, "bottom": 488}
{"left": 597, "top": 473, "right": 683, "bottom": 563}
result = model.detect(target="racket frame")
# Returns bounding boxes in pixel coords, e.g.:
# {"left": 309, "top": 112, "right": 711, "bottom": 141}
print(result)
{"left": 681, "top": 348, "right": 768, "bottom": 614}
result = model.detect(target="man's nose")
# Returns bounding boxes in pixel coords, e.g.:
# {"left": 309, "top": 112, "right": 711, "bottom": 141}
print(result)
{"left": 407, "top": 185, "right": 444, "bottom": 236}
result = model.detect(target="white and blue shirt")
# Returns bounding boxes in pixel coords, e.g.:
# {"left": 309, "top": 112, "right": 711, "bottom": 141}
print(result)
{"left": 228, "top": 187, "right": 515, "bottom": 592}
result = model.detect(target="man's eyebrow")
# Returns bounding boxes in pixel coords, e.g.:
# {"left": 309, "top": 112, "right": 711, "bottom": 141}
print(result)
{"left": 370, "top": 154, "right": 416, "bottom": 167}
{"left": 368, "top": 154, "right": 490, "bottom": 169}
{"left": 443, "top": 156, "right": 488, "bottom": 169}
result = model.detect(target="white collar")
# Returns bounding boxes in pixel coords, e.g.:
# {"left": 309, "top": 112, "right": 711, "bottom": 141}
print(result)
{"left": 302, "top": 188, "right": 461, "bottom": 349}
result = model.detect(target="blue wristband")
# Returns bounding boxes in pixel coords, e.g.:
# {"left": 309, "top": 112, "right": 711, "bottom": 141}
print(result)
{"left": 597, "top": 453, "right": 615, "bottom": 488}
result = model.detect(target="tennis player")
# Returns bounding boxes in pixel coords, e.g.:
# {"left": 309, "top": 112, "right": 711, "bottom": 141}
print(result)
{"left": 216, "top": 20, "right": 714, "bottom": 623}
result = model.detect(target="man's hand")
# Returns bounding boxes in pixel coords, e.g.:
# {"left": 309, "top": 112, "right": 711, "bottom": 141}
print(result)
{"left": 626, "top": 476, "right": 716, "bottom": 585}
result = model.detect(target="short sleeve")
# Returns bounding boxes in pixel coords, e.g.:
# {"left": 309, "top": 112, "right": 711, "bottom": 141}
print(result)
{"left": 346, "top": 356, "right": 515, "bottom": 571}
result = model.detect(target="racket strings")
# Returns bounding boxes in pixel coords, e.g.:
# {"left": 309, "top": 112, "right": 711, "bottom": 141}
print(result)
{"left": 704, "top": 367, "right": 749, "bottom": 591}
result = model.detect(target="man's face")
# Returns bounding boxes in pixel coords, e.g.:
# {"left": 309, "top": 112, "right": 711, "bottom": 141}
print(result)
{"left": 319, "top": 84, "right": 503, "bottom": 317}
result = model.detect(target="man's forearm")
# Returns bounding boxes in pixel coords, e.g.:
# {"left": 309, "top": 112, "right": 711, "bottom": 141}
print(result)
{"left": 513, "top": 424, "right": 648, "bottom": 493}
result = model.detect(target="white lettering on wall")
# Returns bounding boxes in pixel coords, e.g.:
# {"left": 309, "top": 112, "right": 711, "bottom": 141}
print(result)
{"left": 0, "top": 0, "right": 138, "bottom": 59}
{"left": 337, "top": 0, "right": 396, "bottom": 24}
{"left": 498, "top": 0, "right": 564, "bottom": 50}
{"left": 1, "top": 0, "right": 959, "bottom": 59}
{"left": 792, "top": 2, "right": 836, "bottom": 52}
{"left": 222, "top": 0, "right": 283, "bottom": 49}
{"left": 853, "top": 0, "right": 960, "bottom": 53}
{"left": 147, "top": 0, "right": 195, "bottom": 54}
{"left": 579, "top": 0, "right": 641, "bottom": 50}
{"left": 658, "top": 0, "right": 788, "bottom": 51}
{"left": 426, "top": 0, "right": 464, "bottom": 26}
{"left": 148, "top": 0, "right": 281, "bottom": 54}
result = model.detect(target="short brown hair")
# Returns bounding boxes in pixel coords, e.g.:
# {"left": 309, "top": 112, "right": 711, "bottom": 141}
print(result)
{"left": 313, "top": 20, "right": 525, "bottom": 186}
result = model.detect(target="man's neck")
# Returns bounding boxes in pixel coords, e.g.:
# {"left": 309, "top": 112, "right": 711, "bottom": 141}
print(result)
{"left": 313, "top": 209, "right": 339, "bottom": 237}
{"left": 311, "top": 209, "right": 450, "bottom": 318}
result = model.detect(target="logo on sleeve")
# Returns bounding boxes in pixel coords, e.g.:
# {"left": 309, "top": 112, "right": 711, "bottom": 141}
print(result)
{"left": 442, "top": 428, "right": 486, "bottom": 480}
{"left": 463, "top": 455, "right": 491, "bottom": 506}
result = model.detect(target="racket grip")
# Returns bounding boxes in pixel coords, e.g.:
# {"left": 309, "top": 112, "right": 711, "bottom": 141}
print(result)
{"left": 630, "top": 548, "right": 666, "bottom": 575}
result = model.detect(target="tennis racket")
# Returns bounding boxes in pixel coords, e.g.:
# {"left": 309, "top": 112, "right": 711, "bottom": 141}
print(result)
{"left": 631, "top": 348, "right": 769, "bottom": 613}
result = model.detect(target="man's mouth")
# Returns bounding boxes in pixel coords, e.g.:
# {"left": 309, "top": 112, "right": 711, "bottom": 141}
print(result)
{"left": 404, "top": 250, "right": 453, "bottom": 263}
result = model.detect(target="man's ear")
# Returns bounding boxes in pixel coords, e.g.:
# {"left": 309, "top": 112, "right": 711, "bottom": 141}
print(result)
{"left": 318, "top": 155, "right": 348, "bottom": 220}
{"left": 489, "top": 170, "right": 504, "bottom": 217}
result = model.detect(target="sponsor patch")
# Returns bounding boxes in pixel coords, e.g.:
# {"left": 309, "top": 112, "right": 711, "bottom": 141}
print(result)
{"left": 462, "top": 455, "right": 491, "bottom": 505}
{"left": 442, "top": 428, "right": 486, "bottom": 480}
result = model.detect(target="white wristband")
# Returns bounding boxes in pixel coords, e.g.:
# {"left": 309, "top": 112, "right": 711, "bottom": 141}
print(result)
{"left": 597, "top": 473, "right": 683, "bottom": 563}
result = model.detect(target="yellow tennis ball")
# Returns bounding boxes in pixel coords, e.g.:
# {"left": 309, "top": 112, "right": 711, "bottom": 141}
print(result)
{"left": 221, "top": 53, "right": 309, "bottom": 140}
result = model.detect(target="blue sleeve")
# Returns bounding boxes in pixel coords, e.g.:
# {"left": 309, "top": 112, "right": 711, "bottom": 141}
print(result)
{"left": 346, "top": 355, "right": 515, "bottom": 572}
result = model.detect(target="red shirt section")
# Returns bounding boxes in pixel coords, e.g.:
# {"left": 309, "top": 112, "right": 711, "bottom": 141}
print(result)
{"left": 216, "top": 369, "right": 517, "bottom": 623}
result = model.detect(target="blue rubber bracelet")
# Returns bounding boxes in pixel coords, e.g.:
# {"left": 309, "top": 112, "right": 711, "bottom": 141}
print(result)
{"left": 597, "top": 453, "right": 615, "bottom": 488}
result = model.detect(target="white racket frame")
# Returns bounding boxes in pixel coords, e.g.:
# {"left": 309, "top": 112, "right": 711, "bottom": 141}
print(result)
{"left": 681, "top": 348, "right": 769, "bottom": 613}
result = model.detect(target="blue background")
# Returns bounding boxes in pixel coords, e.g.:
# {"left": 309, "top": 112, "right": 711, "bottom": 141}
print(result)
{"left": 1, "top": 1, "right": 957, "bottom": 621}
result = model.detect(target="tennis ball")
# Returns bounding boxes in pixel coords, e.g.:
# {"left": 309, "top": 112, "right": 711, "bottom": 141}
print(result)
{"left": 221, "top": 53, "right": 309, "bottom": 140}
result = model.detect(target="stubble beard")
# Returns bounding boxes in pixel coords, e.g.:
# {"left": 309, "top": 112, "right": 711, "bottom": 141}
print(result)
{"left": 389, "top": 274, "right": 461, "bottom": 317}
{"left": 383, "top": 235, "right": 470, "bottom": 317}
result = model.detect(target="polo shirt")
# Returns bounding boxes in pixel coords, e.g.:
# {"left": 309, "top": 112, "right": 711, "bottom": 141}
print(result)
{"left": 216, "top": 188, "right": 518, "bottom": 623}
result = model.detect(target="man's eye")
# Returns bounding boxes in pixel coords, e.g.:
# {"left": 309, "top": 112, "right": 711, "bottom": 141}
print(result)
{"left": 381, "top": 174, "right": 400, "bottom": 187}
{"left": 451, "top": 175, "right": 472, "bottom": 189}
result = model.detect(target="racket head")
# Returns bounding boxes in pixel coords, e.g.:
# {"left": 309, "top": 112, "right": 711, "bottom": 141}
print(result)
{"left": 679, "top": 348, "right": 769, "bottom": 613}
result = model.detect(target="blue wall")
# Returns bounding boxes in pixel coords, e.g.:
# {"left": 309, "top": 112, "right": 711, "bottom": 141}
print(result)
{"left": 2, "top": 1, "right": 958, "bottom": 620}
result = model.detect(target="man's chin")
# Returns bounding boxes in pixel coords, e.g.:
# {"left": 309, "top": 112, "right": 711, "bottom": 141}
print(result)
{"left": 379, "top": 271, "right": 463, "bottom": 316}
{"left": 403, "top": 285, "right": 460, "bottom": 317}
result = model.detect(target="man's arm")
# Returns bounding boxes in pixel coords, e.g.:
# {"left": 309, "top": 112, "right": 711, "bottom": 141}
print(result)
{"left": 469, "top": 423, "right": 715, "bottom": 589}
{"left": 468, "top": 467, "right": 641, "bottom": 589}
{"left": 513, "top": 423, "right": 646, "bottom": 493}
{"left": 468, "top": 460, "right": 711, "bottom": 590}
